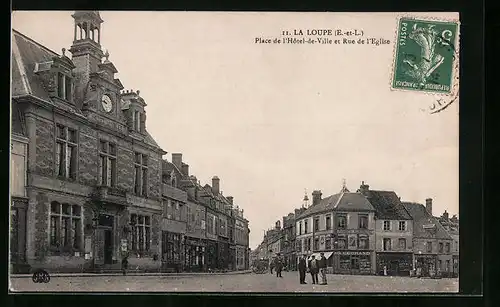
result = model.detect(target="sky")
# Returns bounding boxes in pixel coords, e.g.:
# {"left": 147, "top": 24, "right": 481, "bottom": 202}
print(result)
{"left": 12, "top": 11, "right": 459, "bottom": 249}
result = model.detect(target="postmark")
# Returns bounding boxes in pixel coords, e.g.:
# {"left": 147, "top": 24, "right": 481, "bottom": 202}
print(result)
{"left": 391, "top": 17, "right": 460, "bottom": 114}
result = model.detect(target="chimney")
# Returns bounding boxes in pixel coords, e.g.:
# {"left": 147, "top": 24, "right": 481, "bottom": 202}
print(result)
{"left": 172, "top": 153, "right": 182, "bottom": 171}
{"left": 227, "top": 196, "right": 234, "bottom": 205}
{"left": 443, "top": 210, "right": 449, "bottom": 220}
{"left": 181, "top": 163, "right": 189, "bottom": 178}
{"left": 312, "top": 190, "right": 322, "bottom": 206}
{"left": 359, "top": 181, "right": 370, "bottom": 195}
{"left": 425, "top": 198, "right": 433, "bottom": 215}
{"left": 212, "top": 176, "right": 220, "bottom": 195}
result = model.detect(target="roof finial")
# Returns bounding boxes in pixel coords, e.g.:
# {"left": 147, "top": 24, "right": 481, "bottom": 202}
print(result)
{"left": 62, "top": 48, "right": 66, "bottom": 56}
{"left": 342, "top": 178, "right": 346, "bottom": 188}
{"left": 104, "top": 50, "right": 110, "bottom": 62}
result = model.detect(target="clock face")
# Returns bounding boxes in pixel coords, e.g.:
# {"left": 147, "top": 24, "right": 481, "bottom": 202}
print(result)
{"left": 101, "top": 94, "right": 113, "bottom": 112}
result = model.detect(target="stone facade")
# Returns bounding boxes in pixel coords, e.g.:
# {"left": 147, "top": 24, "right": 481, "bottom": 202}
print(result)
{"left": 12, "top": 12, "right": 165, "bottom": 273}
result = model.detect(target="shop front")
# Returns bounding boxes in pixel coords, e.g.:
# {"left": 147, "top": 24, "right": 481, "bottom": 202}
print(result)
{"left": 414, "top": 254, "right": 437, "bottom": 277}
{"left": 376, "top": 252, "right": 413, "bottom": 276}
{"left": 218, "top": 239, "right": 230, "bottom": 270}
{"left": 452, "top": 255, "right": 459, "bottom": 276}
{"left": 10, "top": 198, "right": 28, "bottom": 273}
{"left": 161, "top": 231, "right": 183, "bottom": 272}
{"left": 333, "top": 251, "right": 374, "bottom": 275}
{"left": 184, "top": 237, "right": 206, "bottom": 272}
{"left": 206, "top": 239, "right": 218, "bottom": 270}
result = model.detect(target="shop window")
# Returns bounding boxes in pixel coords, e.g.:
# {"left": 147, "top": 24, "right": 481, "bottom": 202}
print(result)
{"left": 383, "top": 220, "right": 391, "bottom": 231}
{"left": 438, "top": 242, "right": 444, "bottom": 253}
{"left": 359, "top": 215, "right": 368, "bottom": 229}
{"left": 55, "top": 124, "right": 78, "bottom": 180}
{"left": 307, "top": 238, "right": 312, "bottom": 251}
{"left": 325, "top": 237, "right": 332, "bottom": 250}
{"left": 337, "top": 215, "right": 347, "bottom": 229}
{"left": 398, "top": 221, "right": 406, "bottom": 231}
{"left": 359, "top": 236, "right": 369, "bottom": 249}
{"left": 314, "top": 237, "right": 319, "bottom": 250}
{"left": 426, "top": 241, "right": 433, "bottom": 252}
{"left": 49, "top": 202, "right": 82, "bottom": 251}
{"left": 383, "top": 238, "right": 392, "bottom": 251}
{"left": 99, "top": 140, "right": 117, "bottom": 187}
{"left": 337, "top": 237, "right": 347, "bottom": 249}
{"left": 445, "top": 260, "right": 450, "bottom": 272}
{"left": 398, "top": 238, "right": 407, "bottom": 250}
{"left": 351, "top": 256, "right": 360, "bottom": 270}
{"left": 131, "top": 213, "right": 151, "bottom": 252}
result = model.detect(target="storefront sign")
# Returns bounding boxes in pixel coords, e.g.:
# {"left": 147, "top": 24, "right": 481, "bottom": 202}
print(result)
{"left": 337, "top": 229, "right": 373, "bottom": 234}
{"left": 334, "top": 251, "right": 371, "bottom": 256}
{"left": 185, "top": 238, "right": 206, "bottom": 247}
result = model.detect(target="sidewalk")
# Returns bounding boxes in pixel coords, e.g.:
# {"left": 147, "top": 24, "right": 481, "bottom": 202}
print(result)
{"left": 11, "top": 270, "right": 252, "bottom": 279}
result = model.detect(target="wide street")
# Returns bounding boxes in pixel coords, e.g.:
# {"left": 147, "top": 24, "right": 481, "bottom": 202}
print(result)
{"left": 10, "top": 272, "right": 458, "bottom": 293}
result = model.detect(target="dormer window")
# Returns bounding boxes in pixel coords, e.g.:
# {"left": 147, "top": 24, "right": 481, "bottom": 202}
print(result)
{"left": 57, "top": 72, "right": 72, "bottom": 101}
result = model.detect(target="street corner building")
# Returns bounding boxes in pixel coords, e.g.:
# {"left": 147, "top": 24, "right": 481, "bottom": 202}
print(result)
{"left": 295, "top": 186, "right": 377, "bottom": 275}
{"left": 9, "top": 11, "right": 250, "bottom": 274}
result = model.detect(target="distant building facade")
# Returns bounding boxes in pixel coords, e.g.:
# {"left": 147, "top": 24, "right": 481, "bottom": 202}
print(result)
{"left": 403, "top": 199, "right": 454, "bottom": 277}
{"left": 359, "top": 182, "right": 414, "bottom": 276}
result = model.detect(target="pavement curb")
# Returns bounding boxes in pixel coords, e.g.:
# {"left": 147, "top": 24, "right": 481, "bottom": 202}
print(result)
{"left": 11, "top": 270, "right": 252, "bottom": 279}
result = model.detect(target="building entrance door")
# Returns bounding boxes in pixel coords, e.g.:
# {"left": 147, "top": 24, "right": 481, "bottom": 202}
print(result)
{"left": 104, "top": 229, "right": 113, "bottom": 264}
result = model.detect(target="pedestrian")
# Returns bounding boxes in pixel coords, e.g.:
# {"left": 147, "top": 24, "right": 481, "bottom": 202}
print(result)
{"left": 318, "top": 252, "right": 328, "bottom": 285}
{"left": 121, "top": 253, "right": 129, "bottom": 276}
{"left": 275, "top": 255, "right": 283, "bottom": 278}
{"left": 270, "top": 261, "right": 274, "bottom": 274}
{"left": 298, "top": 256, "right": 307, "bottom": 284}
{"left": 308, "top": 255, "right": 319, "bottom": 284}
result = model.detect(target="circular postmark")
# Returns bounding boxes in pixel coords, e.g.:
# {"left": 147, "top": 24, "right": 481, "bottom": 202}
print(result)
{"left": 32, "top": 269, "right": 51, "bottom": 283}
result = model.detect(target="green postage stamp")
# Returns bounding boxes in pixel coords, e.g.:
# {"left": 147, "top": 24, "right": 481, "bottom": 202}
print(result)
{"left": 392, "top": 17, "right": 459, "bottom": 94}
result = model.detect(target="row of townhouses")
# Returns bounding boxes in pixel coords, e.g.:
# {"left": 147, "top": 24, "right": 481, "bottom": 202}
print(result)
{"left": 10, "top": 11, "right": 250, "bottom": 274}
{"left": 252, "top": 182, "right": 459, "bottom": 277}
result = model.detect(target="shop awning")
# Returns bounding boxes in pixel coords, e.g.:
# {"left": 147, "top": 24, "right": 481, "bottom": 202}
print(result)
{"left": 307, "top": 252, "right": 333, "bottom": 260}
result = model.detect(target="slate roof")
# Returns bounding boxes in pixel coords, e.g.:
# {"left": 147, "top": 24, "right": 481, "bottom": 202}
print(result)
{"left": 11, "top": 29, "right": 58, "bottom": 100}
{"left": 12, "top": 29, "right": 164, "bottom": 152}
{"left": 402, "top": 202, "right": 452, "bottom": 240}
{"left": 364, "top": 190, "right": 412, "bottom": 220}
{"left": 297, "top": 191, "right": 375, "bottom": 219}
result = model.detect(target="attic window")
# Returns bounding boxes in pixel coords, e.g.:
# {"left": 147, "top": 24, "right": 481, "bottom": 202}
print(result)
{"left": 57, "top": 72, "right": 72, "bottom": 101}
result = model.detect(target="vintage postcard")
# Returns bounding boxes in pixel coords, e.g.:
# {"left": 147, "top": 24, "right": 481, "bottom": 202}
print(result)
{"left": 10, "top": 11, "right": 459, "bottom": 293}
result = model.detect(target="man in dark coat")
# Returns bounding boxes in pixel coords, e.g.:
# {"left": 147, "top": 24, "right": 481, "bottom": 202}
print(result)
{"left": 318, "top": 252, "right": 328, "bottom": 285}
{"left": 308, "top": 255, "right": 319, "bottom": 284}
{"left": 275, "top": 255, "right": 283, "bottom": 278}
{"left": 298, "top": 256, "right": 307, "bottom": 284}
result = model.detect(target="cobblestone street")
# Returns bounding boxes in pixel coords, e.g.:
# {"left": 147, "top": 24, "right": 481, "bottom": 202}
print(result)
{"left": 10, "top": 272, "right": 458, "bottom": 293}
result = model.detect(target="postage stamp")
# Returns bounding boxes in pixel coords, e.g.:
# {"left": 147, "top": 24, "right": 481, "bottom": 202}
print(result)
{"left": 392, "top": 18, "right": 459, "bottom": 95}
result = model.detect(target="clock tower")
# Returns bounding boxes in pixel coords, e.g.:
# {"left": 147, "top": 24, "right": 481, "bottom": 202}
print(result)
{"left": 69, "top": 11, "right": 124, "bottom": 124}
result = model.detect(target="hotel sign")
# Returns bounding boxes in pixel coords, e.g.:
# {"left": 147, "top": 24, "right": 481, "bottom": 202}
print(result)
{"left": 334, "top": 251, "right": 371, "bottom": 256}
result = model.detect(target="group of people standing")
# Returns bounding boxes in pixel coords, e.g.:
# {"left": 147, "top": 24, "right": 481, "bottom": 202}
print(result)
{"left": 269, "top": 252, "right": 328, "bottom": 285}
{"left": 298, "top": 252, "right": 328, "bottom": 285}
